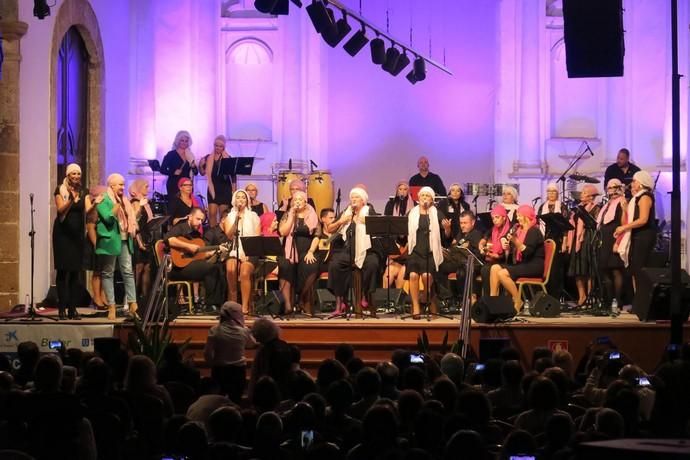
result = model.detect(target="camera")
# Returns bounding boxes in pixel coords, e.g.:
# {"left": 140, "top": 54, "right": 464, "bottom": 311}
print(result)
{"left": 301, "top": 430, "right": 314, "bottom": 449}
{"left": 608, "top": 351, "right": 620, "bottom": 360}
{"left": 636, "top": 376, "right": 651, "bottom": 387}
{"left": 409, "top": 353, "right": 424, "bottom": 364}
{"left": 48, "top": 340, "right": 63, "bottom": 350}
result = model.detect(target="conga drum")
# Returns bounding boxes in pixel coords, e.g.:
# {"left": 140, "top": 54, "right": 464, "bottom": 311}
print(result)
{"left": 491, "top": 183, "right": 520, "bottom": 197}
{"left": 307, "top": 170, "right": 334, "bottom": 215}
{"left": 465, "top": 183, "right": 490, "bottom": 196}
{"left": 276, "top": 171, "right": 304, "bottom": 204}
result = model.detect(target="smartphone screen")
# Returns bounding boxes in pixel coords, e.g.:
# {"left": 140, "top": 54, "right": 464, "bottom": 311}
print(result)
{"left": 410, "top": 353, "right": 424, "bottom": 364}
{"left": 608, "top": 351, "right": 620, "bottom": 360}
{"left": 637, "top": 376, "right": 651, "bottom": 387}
{"left": 301, "top": 430, "right": 314, "bottom": 449}
{"left": 475, "top": 363, "right": 485, "bottom": 371}
{"left": 49, "top": 340, "right": 62, "bottom": 349}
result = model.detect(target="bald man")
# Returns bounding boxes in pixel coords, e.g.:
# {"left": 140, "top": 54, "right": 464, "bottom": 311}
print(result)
{"left": 409, "top": 156, "right": 446, "bottom": 197}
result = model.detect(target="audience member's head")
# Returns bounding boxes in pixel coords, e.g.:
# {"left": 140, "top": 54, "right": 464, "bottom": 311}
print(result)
{"left": 162, "top": 343, "right": 183, "bottom": 364}
{"left": 361, "top": 404, "right": 399, "bottom": 449}
{"left": 61, "top": 365, "right": 77, "bottom": 394}
{"left": 334, "top": 343, "right": 355, "bottom": 366}
{"left": 500, "top": 346, "right": 522, "bottom": 364}
{"left": 34, "top": 354, "right": 63, "bottom": 393}
{"left": 82, "top": 356, "right": 111, "bottom": 393}
{"left": 501, "top": 360, "right": 524, "bottom": 388}
{"left": 207, "top": 406, "right": 242, "bottom": 443}
{"left": 302, "top": 392, "right": 327, "bottom": 424}
{"left": 431, "top": 377, "right": 458, "bottom": 414}
{"left": 376, "top": 361, "right": 399, "bottom": 392}
{"left": 440, "top": 353, "right": 464, "bottom": 386}
{"left": 531, "top": 347, "right": 552, "bottom": 369}
{"left": 534, "top": 356, "right": 555, "bottom": 374}
{"left": 255, "top": 411, "right": 283, "bottom": 448}
{"left": 355, "top": 367, "right": 381, "bottom": 399}
{"left": 595, "top": 408, "right": 625, "bottom": 439}
{"left": 483, "top": 358, "right": 503, "bottom": 389}
{"left": 252, "top": 376, "right": 281, "bottom": 414}
{"left": 500, "top": 429, "right": 537, "bottom": 460}
{"left": 177, "top": 421, "right": 208, "bottom": 460}
{"left": 346, "top": 357, "right": 365, "bottom": 377}
{"left": 124, "top": 355, "right": 157, "bottom": 391}
{"left": 543, "top": 367, "right": 569, "bottom": 407}
{"left": 288, "top": 369, "right": 317, "bottom": 402}
{"left": 325, "top": 379, "right": 354, "bottom": 415}
{"left": 552, "top": 349, "right": 574, "bottom": 377}
{"left": 163, "top": 414, "right": 189, "bottom": 455}
{"left": 398, "top": 389, "right": 424, "bottom": 430}
{"left": 251, "top": 318, "right": 280, "bottom": 344}
{"left": 457, "top": 390, "right": 492, "bottom": 427}
{"left": 527, "top": 376, "right": 559, "bottom": 412}
{"left": 444, "top": 430, "right": 486, "bottom": 460}
{"left": 316, "top": 358, "right": 347, "bottom": 393}
{"left": 402, "top": 365, "right": 426, "bottom": 394}
{"left": 545, "top": 412, "right": 574, "bottom": 450}
{"left": 285, "top": 401, "right": 316, "bottom": 435}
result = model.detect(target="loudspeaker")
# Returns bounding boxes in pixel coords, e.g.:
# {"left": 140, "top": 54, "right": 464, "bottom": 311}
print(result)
{"left": 256, "top": 290, "right": 283, "bottom": 316}
{"left": 316, "top": 288, "right": 336, "bottom": 313}
{"left": 372, "top": 288, "right": 403, "bottom": 307}
{"left": 563, "top": 0, "right": 624, "bottom": 78}
{"left": 632, "top": 268, "right": 690, "bottom": 322}
{"left": 471, "top": 296, "right": 516, "bottom": 323}
{"left": 531, "top": 292, "right": 561, "bottom": 318}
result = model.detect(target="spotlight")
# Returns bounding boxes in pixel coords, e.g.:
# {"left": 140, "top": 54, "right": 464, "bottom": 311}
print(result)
{"left": 343, "top": 27, "right": 369, "bottom": 56}
{"left": 406, "top": 69, "right": 418, "bottom": 85}
{"left": 370, "top": 37, "right": 386, "bottom": 65}
{"left": 255, "top": 0, "right": 301, "bottom": 15}
{"left": 323, "top": 13, "right": 352, "bottom": 48}
{"left": 255, "top": 0, "right": 279, "bottom": 13}
{"left": 33, "top": 0, "right": 50, "bottom": 20}
{"left": 382, "top": 45, "right": 401, "bottom": 73}
{"left": 413, "top": 57, "right": 426, "bottom": 81}
{"left": 306, "top": 0, "right": 335, "bottom": 35}
{"left": 390, "top": 52, "right": 411, "bottom": 76}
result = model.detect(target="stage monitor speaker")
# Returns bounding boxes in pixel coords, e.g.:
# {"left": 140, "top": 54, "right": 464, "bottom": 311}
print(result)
{"left": 531, "top": 292, "right": 561, "bottom": 318}
{"left": 471, "top": 296, "right": 516, "bottom": 323}
{"left": 256, "top": 290, "right": 283, "bottom": 316}
{"left": 372, "top": 288, "right": 403, "bottom": 307}
{"left": 563, "top": 0, "right": 624, "bottom": 78}
{"left": 316, "top": 288, "right": 336, "bottom": 313}
{"left": 632, "top": 268, "right": 690, "bottom": 322}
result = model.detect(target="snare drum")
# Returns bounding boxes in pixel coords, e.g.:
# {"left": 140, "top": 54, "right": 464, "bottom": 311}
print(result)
{"left": 491, "top": 183, "right": 520, "bottom": 197}
{"left": 276, "top": 171, "right": 304, "bottom": 204}
{"left": 465, "top": 183, "right": 490, "bottom": 196}
{"left": 307, "top": 170, "right": 334, "bottom": 215}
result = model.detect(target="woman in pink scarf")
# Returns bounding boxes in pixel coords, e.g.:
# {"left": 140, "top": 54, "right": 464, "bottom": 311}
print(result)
{"left": 481, "top": 205, "right": 511, "bottom": 263}
{"left": 597, "top": 179, "right": 626, "bottom": 306}
{"left": 278, "top": 190, "right": 319, "bottom": 315}
{"left": 488, "top": 205, "right": 545, "bottom": 313}
{"left": 566, "top": 184, "right": 601, "bottom": 306}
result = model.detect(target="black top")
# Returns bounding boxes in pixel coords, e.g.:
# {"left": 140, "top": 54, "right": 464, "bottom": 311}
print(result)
{"left": 164, "top": 221, "right": 200, "bottom": 244}
{"left": 411, "top": 210, "right": 447, "bottom": 256}
{"left": 167, "top": 195, "right": 194, "bottom": 221}
{"left": 251, "top": 203, "right": 265, "bottom": 217}
{"left": 52, "top": 186, "right": 87, "bottom": 271}
{"left": 384, "top": 197, "right": 415, "bottom": 216}
{"left": 450, "top": 227, "right": 483, "bottom": 262}
{"left": 160, "top": 150, "right": 198, "bottom": 197}
{"left": 511, "top": 226, "right": 545, "bottom": 265}
{"left": 604, "top": 162, "right": 640, "bottom": 198}
{"left": 632, "top": 191, "right": 656, "bottom": 235}
{"left": 438, "top": 198, "right": 470, "bottom": 241}
{"left": 409, "top": 172, "right": 446, "bottom": 197}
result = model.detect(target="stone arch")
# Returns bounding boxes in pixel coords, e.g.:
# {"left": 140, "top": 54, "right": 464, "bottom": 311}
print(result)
{"left": 50, "top": 0, "right": 105, "bottom": 192}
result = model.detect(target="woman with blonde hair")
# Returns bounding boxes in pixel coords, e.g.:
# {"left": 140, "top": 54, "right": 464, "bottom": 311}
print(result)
{"left": 129, "top": 179, "right": 154, "bottom": 303}
{"left": 160, "top": 130, "right": 198, "bottom": 197}
{"left": 203, "top": 135, "right": 234, "bottom": 227}
{"left": 566, "top": 184, "right": 601, "bottom": 306}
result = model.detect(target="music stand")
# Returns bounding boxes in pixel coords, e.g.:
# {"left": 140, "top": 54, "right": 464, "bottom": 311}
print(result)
{"left": 367, "top": 216, "right": 408, "bottom": 316}
{"left": 148, "top": 159, "right": 161, "bottom": 195}
{"left": 476, "top": 212, "right": 493, "bottom": 234}
{"left": 142, "top": 216, "right": 170, "bottom": 247}
{"left": 219, "top": 157, "right": 255, "bottom": 176}
{"left": 574, "top": 206, "right": 598, "bottom": 230}
{"left": 538, "top": 213, "right": 574, "bottom": 237}
{"left": 241, "top": 236, "right": 282, "bottom": 317}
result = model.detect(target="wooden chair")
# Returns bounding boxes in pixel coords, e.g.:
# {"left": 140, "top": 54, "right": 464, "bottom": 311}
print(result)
{"left": 153, "top": 240, "right": 193, "bottom": 314}
{"left": 515, "top": 238, "right": 556, "bottom": 300}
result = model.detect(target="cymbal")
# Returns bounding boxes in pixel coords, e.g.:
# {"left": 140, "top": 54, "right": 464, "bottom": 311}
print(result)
{"left": 569, "top": 174, "right": 600, "bottom": 184}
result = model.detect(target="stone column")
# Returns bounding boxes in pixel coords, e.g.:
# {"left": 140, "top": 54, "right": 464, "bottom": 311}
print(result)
{"left": 0, "top": 2, "right": 27, "bottom": 311}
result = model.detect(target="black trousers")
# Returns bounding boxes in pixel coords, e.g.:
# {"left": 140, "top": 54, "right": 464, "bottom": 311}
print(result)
{"left": 170, "top": 260, "right": 225, "bottom": 306}
{"left": 328, "top": 250, "right": 379, "bottom": 297}
{"left": 56, "top": 270, "right": 80, "bottom": 309}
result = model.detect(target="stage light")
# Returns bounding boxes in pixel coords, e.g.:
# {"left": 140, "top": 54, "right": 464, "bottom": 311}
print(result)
{"left": 389, "top": 52, "right": 411, "bottom": 76}
{"left": 370, "top": 37, "right": 386, "bottom": 65}
{"left": 33, "top": 0, "right": 50, "bottom": 19}
{"left": 255, "top": 0, "right": 279, "bottom": 13}
{"left": 382, "top": 45, "right": 401, "bottom": 73}
{"left": 413, "top": 57, "right": 426, "bottom": 81}
{"left": 406, "top": 69, "right": 418, "bottom": 85}
{"left": 255, "top": 0, "right": 301, "bottom": 15}
{"left": 306, "top": 0, "right": 335, "bottom": 35}
{"left": 343, "top": 27, "right": 369, "bottom": 56}
{"left": 323, "top": 13, "right": 352, "bottom": 48}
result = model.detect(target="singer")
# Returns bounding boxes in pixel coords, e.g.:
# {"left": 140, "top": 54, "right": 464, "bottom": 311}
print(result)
{"left": 437, "top": 183, "right": 471, "bottom": 241}
{"left": 167, "top": 178, "right": 203, "bottom": 226}
{"left": 405, "top": 187, "right": 448, "bottom": 318}
{"left": 384, "top": 181, "right": 415, "bottom": 216}
{"left": 500, "top": 185, "right": 519, "bottom": 222}
{"left": 278, "top": 190, "right": 319, "bottom": 315}
{"left": 160, "top": 130, "right": 198, "bottom": 198}
{"left": 488, "top": 205, "right": 545, "bottom": 314}
{"left": 327, "top": 187, "right": 379, "bottom": 317}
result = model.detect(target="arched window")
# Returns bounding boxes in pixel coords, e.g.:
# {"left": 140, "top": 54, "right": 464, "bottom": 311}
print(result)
{"left": 56, "top": 26, "right": 89, "bottom": 186}
{"left": 225, "top": 38, "right": 274, "bottom": 141}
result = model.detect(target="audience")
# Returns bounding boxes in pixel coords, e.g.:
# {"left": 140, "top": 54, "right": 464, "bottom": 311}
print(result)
{"left": 0, "top": 321, "right": 686, "bottom": 460}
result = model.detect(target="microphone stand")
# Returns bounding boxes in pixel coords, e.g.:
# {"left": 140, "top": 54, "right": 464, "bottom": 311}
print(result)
{"left": 233, "top": 210, "right": 242, "bottom": 314}
{"left": 6, "top": 194, "right": 56, "bottom": 322}
{"left": 557, "top": 141, "right": 591, "bottom": 207}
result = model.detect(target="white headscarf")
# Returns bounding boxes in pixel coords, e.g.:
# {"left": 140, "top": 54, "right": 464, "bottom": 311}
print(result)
{"left": 226, "top": 189, "right": 260, "bottom": 258}
{"left": 339, "top": 187, "right": 372, "bottom": 269}
{"left": 618, "top": 171, "right": 654, "bottom": 267}
{"left": 407, "top": 187, "right": 444, "bottom": 270}
{"left": 58, "top": 163, "right": 82, "bottom": 222}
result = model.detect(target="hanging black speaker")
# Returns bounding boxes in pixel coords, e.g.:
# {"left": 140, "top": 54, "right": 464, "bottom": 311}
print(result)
{"left": 471, "top": 297, "right": 516, "bottom": 323}
{"left": 562, "top": 0, "right": 624, "bottom": 77}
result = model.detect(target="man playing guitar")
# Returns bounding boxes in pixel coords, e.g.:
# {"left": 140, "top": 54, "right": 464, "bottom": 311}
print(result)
{"left": 165, "top": 207, "right": 226, "bottom": 312}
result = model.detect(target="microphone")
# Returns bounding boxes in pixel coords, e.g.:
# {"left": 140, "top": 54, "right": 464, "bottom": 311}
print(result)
{"left": 310, "top": 160, "right": 318, "bottom": 171}
{"left": 29, "top": 193, "right": 34, "bottom": 202}
{"left": 584, "top": 141, "right": 595, "bottom": 156}
{"left": 472, "top": 195, "right": 479, "bottom": 204}
{"left": 531, "top": 196, "right": 542, "bottom": 206}
{"left": 288, "top": 158, "right": 292, "bottom": 170}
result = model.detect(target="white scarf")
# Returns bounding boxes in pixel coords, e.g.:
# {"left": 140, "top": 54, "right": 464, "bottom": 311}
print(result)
{"left": 226, "top": 208, "right": 260, "bottom": 258}
{"left": 407, "top": 205, "right": 444, "bottom": 270}
{"left": 617, "top": 190, "right": 645, "bottom": 267}
{"left": 340, "top": 205, "right": 372, "bottom": 269}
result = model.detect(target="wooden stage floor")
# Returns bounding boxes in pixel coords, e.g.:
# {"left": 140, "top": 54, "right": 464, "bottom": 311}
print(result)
{"left": 108, "top": 310, "right": 689, "bottom": 373}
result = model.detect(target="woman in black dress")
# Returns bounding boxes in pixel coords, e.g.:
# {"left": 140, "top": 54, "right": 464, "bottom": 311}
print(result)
{"left": 202, "top": 135, "right": 234, "bottom": 227}
{"left": 278, "top": 190, "right": 319, "bottom": 315}
{"left": 597, "top": 179, "right": 626, "bottom": 305}
{"left": 245, "top": 182, "right": 269, "bottom": 217}
{"left": 615, "top": 170, "right": 656, "bottom": 290}
{"left": 566, "top": 184, "right": 601, "bottom": 306}
{"left": 489, "top": 205, "right": 544, "bottom": 313}
{"left": 160, "top": 130, "right": 198, "bottom": 198}
{"left": 53, "top": 163, "right": 94, "bottom": 319}
{"left": 405, "top": 187, "right": 448, "bottom": 318}
{"left": 129, "top": 179, "right": 154, "bottom": 304}
{"left": 437, "top": 183, "right": 471, "bottom": 243}
{"left": 167, "top": 177, "right": 203, "bottom": 225}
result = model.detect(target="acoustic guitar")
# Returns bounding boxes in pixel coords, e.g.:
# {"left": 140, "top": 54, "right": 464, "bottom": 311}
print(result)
{"left": 170, "top": 237, "right": 228, "bottom": 268}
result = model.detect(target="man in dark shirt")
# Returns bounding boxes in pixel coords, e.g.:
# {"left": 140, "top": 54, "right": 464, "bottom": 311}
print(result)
{"left": 437, "top": 211, "right": 483, "bottom": 300}
{"left": 604, "top": 148, "right": 640, "bottom": 198}
{"left": 165, "top": 207, "right": 225, "bottom": 312}
{"left": 409, "top": 156, "right": 447, "bottom": 198}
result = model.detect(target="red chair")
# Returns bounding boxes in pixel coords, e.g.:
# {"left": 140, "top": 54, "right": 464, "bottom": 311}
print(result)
{"left": 516, "top": 239, "right": 556, "bottom": 300}
{"left": 153, "top": 240, "right": 193, "bottom": 314}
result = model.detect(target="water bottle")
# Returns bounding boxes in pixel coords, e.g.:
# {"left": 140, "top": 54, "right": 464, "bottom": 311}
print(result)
{"left": 522, "top": 298, "right": 531, "bottom": 316}
{"left": 24, "top": 294, "right": 30, "bottom": 313}
{"left": 611, "top": 298, "right": 619, "bottom": 315}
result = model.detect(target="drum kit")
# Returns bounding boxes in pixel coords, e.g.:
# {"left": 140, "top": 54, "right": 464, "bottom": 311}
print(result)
{"left": 464, "top": 182, "right": 521, "bottom": 211}
{"left": 565, "top": 173, "right": 600, "bottom": 207}
{"left": 274, "top": 164, "right": 334, "bottom": 214}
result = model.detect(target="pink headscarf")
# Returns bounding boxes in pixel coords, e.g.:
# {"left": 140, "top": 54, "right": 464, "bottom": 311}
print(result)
{"left": 490, "top": 205, "right": 511, "bottom": 257}
{"left": 515, "top": 205, "right": 537, "bottom": 262}
{"left": 260, "top": 212, "right": 278, "bottom": 237}
{"left": 568, "top": 184, "right": 599, "bottom": 253}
